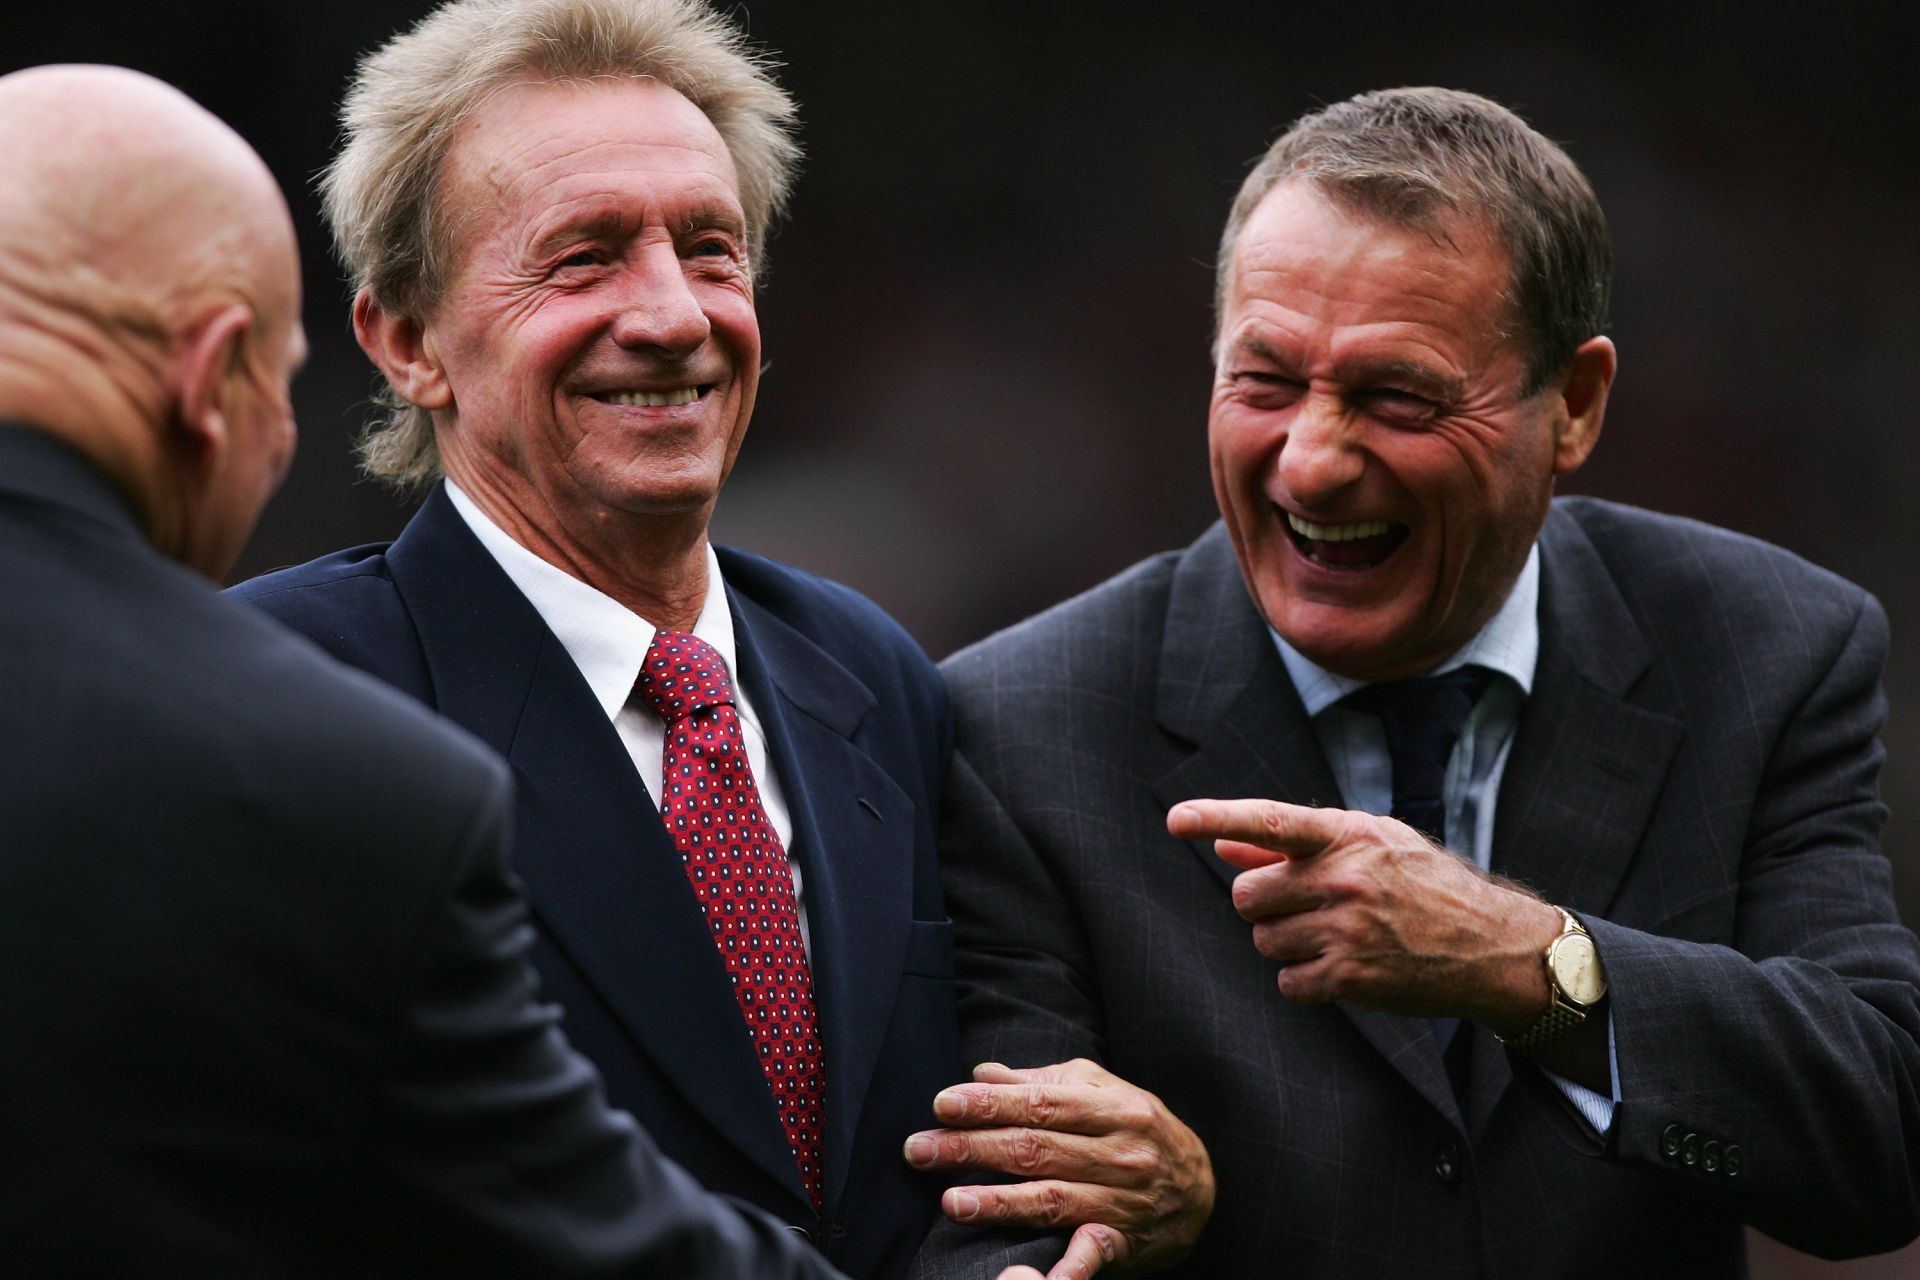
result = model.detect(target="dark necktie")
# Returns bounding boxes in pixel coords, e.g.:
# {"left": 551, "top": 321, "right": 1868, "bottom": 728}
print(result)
{"left": 1340, "top": 666, "right": 1492, "bottom": 844}
{"left": 635, "top": 631, "right": 825, "bottom": 1211}
{"left": 1341, "top": 665, "right": 1492, "bottom": 1100}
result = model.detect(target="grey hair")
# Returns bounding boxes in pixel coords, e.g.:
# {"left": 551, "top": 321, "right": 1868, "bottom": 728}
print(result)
{"left": 1215, "top": 87, "right": 1609, "bottom": 393}
{"left": 321, "top": 0, "right": 801, "bottom": 489}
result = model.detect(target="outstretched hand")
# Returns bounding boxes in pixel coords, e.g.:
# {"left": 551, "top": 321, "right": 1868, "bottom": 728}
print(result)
{"left": 905, "top": 1058, "right": 1213, "bottom": 1278}
{"left": 1168, "top": 797, "right": 1558, "bottom": 1033}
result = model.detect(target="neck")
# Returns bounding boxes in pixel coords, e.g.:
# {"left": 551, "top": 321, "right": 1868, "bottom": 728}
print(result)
{"left": 0, "top": 339, "right": 177, "bottom": 552}
{"left": 449, "top": 466, "right": 712, "bottom": 632}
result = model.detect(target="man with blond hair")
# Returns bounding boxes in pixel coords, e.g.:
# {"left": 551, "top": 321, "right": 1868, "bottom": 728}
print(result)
{"left": 0, "top": 62, "right": 848, "bottom": 1276}
{"left": 913, "top": 87, "right": 1920, "bottom": 1277}
{"left": 233, "top": 3, "right": 1212, "bottom": 1277}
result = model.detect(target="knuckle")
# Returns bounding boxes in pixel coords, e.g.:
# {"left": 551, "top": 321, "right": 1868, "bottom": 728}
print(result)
{"left": 1024, "top": 1083, "right": 1059, "bottom": 1128}
{"left": 1113, "top": 1095, "right": 1157, "bottom": 1133}
{"left": 1084, "top": 1224, "right": 1126, "bottom": 1263}
{"left": 1010, "top": 1129, "right": 1050, "bottom": 1174}
{"left": 1036, "top": 1183, "right": 1072, "bottom": 1227}
{"left": 1230, "top": 875, "right": 1263, "bottom": 918}
{"left": 1113, "top": 1137, "right": 1160, "bottom": 1176}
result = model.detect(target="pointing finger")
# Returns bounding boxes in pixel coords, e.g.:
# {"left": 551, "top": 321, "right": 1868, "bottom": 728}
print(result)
{"left": 1168, "top": 798, "right": 1342, "bottom": 855}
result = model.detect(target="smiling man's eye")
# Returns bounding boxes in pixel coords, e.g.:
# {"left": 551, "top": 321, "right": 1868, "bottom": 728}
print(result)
{"left": 1362, "top": 389, "right": 1437, "bottom": 421}
{"left": 557, "top": 249, "right": 601, "bottom": 269}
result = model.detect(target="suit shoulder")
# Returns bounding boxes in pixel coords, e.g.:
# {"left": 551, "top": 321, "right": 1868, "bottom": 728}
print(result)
{"left": 942, "top": 546, "right": 1184, "bottom": 694}
{"left": 227, "top": 544, "right": 429, "bottom": 690}
{"left": 717, "top": 544, "right": 941, "bottom": 691}
{"left": 1551, "top": 496, "right": 1878, "bottom": 636}
{"left": 231, "top": 541, "right": 399, "bottom": 600}
{"left": 1551, "top": 498, "right": 1866, "bottom": 610}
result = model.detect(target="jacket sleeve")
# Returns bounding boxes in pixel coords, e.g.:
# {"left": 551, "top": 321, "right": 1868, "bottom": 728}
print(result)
{"left": 905, "top": 746, "right": 1097, "bottom": 1277}
{"left": 1599, "top": 592, "right": 1920, "bottom": 1257}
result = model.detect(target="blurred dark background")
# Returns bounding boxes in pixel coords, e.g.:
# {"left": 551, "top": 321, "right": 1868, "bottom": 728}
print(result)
{"left": 7, "top": 3, "right": 1916, "bottom": 1273}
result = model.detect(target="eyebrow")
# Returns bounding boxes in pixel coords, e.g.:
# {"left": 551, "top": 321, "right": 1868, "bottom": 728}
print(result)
{"left": 1342, "top": 359, "right": 1463, "bottom": 402}
{"left": 1230, "top": 335, "right": 1291, "bottom": 368}
{"left": 676, "top": 205, "right": 746, "bottom": 238}
{"left": 530, "top": 209, "right": 633, "bottom": 258}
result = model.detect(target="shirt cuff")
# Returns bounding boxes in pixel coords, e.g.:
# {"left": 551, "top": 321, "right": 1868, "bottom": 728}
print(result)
{"left": 1541, "top": 1012, "right": 1620, "bottom": 1135}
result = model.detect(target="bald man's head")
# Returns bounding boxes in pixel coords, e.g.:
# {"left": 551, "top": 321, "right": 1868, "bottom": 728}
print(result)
{"left": 0, "top": 65, "right": 305, "bottom": 577}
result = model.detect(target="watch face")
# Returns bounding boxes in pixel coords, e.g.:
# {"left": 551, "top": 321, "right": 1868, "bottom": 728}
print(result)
{"left": 1550, "top": 932, "right": 1607, "bottom": 1005}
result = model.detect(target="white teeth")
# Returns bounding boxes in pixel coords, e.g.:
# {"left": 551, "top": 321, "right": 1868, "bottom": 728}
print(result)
{"left": 1286, "top": 513, "right": 1395, "bottom": 542}
{"left": 602, "top": 387, "right": 700, "bottom": 407}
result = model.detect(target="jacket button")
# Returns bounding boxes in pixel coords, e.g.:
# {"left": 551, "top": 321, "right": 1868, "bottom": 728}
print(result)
{"left": 1661, "top": 1123, "right": 1683, "bottom": 1159}
{"left": 1723, "top": 1145, "right": 1743, "bottom": 1179}
{"left": 1434, "top": 1139, "right": 1461, "bottom": 1183}
{"left": 1702, "top": 1140, "right": 1722, "bottom": 1174}
{"left": 784, "top": 1224, "right": 816, "bottom": 1243}
{"left": 1681, "top": 1132, "right": 1701, "bottom": 1168}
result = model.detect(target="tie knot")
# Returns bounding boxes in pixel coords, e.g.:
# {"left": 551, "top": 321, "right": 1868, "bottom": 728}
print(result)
{"left": 1341, "top": 665, "right": 1492, "bottom": 742}
{"left": 634, "top": 631, "right": 736, "bottom": 722}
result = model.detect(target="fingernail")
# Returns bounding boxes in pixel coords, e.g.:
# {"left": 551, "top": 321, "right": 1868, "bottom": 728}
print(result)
{"left": 904, "top": 1135, "right": 935, "bottom": 1166}
{"left": 947, "top": 1189, "right": 981, "bottom": 1221}
{"left": 932, "top": 1088, "right": 967, "bottom": 1121}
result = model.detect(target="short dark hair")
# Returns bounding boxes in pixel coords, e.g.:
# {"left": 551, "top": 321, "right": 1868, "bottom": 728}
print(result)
{"left": 1217, "top": 87, "right": 1610, "bottom": 391}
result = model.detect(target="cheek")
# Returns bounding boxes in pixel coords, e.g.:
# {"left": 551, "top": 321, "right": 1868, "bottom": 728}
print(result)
{"left": 1209, "top": 408, "right": 1274, "bottom": 490}
{"left": 709, "top": 294, "right": 761, "bottom": 361}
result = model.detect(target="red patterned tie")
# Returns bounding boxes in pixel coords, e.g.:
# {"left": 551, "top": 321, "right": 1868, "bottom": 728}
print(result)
{"left": 635, "top": 630, "right": 825, "bottom": 1210}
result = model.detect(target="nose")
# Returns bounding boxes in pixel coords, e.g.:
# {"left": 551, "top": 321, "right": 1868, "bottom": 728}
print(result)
{"left": 609, "top": 239, "right": 711, "bottom": 357}
{"left": 1276, "top": 391, "right": 1365, "bottom": 507}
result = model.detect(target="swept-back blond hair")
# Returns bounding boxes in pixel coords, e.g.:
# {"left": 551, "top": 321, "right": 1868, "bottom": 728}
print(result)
{"left": 321, "top": 0, "right": 800, "bottom": 488}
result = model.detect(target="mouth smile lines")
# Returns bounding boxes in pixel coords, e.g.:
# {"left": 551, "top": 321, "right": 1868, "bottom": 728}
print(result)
{"left": 1282, "top": 510, "right": 1408, "bottom": 569}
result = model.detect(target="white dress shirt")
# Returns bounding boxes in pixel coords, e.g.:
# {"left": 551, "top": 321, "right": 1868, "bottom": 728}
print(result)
{"left": 445, "top": 481, "right": 808, "bottom": 955}
{"left": 1271, "top": 546, "right": 1619, "bottom": 1132}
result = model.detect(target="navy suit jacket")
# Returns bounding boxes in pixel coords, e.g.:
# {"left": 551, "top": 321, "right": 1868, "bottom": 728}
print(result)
{"left": 915, "top": 500, "right": 1920, "bottom": 1278}
{"left": 232, "top": 487, "right": 959, "bottom": 1280}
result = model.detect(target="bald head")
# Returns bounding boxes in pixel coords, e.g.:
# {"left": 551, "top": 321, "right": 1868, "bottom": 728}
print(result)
{"left": 0, "top": 65, "right": 304, "bottom": 576}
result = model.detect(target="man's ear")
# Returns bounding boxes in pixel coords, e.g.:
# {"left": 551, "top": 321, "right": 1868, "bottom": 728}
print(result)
{"left": 171, "top": 302, "right": 254, "bottom": 474}
{"left": 1550, "top": 335, "right": 1615, "bottom": 477}
{"left": 353, "top": 287, "right": 450, "bottom": 411}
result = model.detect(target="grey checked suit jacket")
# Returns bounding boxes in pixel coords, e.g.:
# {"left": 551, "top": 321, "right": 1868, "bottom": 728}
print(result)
{"left": 911, "top": 498, "right": 1920, "bottom": 1279}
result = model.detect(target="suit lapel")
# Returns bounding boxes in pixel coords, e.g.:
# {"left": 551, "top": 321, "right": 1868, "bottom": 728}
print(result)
{"left": 1150, "top": 526, "right": 1462, "bottom": 1126}
{"left": 1494, "top": 509, "right": 1686, "bottom": 913}
{"left": 727, "top": 581, "right": 913, "bottom": 1215}
{"left": 385, "top": 491, "right": 807, "bottom": 1207}
{"left": 1464, "top": 505, "right": 1686, "bottom": 1139}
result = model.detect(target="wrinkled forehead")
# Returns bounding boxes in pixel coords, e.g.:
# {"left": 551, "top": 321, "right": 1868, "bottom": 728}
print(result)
{"left": 1253, "top": 182, "right": 1519, "bottom": 341}
{"left": 438, "top": 77, "right": 741, "bottom": 239}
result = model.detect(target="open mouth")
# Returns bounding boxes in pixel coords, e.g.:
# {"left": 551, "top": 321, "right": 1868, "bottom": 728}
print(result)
{"left": 1283, "top": 511, "right": 1408, "bottom": 569}
{"left": 594, "top": 386, "right": 710, "bottom": 407}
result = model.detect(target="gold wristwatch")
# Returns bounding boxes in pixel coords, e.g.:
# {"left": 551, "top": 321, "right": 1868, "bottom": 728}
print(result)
{"left": 1504, "top": 907, "right": 1607, "bottom": 1054}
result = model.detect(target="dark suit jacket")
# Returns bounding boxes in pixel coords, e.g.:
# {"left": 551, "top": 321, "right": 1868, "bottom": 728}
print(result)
{"left": 231, "top": 485, "right": 959, "bottom": 1280}
{"left": 0, "top": 426, "right": 843, "bottom": 1277}
{"left": 915, "top": 499, "right": 1920, "bottom": 1278}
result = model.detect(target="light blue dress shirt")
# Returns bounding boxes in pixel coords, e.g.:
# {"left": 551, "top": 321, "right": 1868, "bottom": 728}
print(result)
{"left": 1269, "top": 546, "right": 1620, "bottom": 1133}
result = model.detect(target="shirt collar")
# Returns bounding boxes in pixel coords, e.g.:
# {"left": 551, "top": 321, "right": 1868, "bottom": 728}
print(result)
{"left": 444, "top": 479, "right": 737, "bottom": 722}
{"left": 1271, "top": 543, "right": 1540, "bottom": 716}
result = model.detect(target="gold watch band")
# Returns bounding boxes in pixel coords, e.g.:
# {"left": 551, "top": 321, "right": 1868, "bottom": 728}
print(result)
{"left": 1500, "top": 908, "right": 1597, "bottom": 1055}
